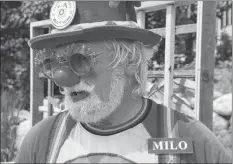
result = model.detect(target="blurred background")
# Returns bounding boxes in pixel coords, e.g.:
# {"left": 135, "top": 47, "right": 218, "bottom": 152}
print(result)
{"left": 1, "top": 1, "right": 232, "bottom": 162}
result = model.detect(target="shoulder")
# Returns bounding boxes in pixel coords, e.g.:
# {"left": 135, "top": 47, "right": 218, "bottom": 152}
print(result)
{"left": 148, "top": 99, "right": 197, "bottom": 126}
{"left": 148, "top": 100, "right": 232, "bottom": 163}
{"left": 26, "top": 113, "right": 62, "bottom": 140}
{"left": 187, "top": 120, "right": 232, "bottom": 163}
{"left": 143, "top": 99, "right": 197, "bottom": 138}
{"left": 15, "top": 112, "right": 66, "bottom": 163}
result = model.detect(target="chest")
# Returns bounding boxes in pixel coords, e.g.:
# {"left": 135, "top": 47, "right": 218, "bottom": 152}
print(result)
{"left": 56, "top": 123, "right": 158, "bottom": 163}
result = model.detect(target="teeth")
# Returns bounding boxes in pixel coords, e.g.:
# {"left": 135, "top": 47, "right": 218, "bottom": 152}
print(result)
{"left": 71, "top": 91, "right": 87, "bottom": 96}
{"left": 70, "top": 90, "right": 90, "bottom": 102}
{"left": 71, "top": 92, "right": 78, "bottom": 96}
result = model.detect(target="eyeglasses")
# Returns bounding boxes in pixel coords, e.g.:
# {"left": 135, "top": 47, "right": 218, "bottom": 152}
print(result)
{"left": 42, "top": 53, "right": 94, "bottom": 79}
{"left": 38, "top": 43, "right": 113, "bottom": 87}
{"left": 41, "top": 49, "right": 112, "bottom": 79}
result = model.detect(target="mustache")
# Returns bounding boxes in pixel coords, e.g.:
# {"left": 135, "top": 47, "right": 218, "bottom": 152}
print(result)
{"left": 60, "top": 68, "right": 125, "bottom": 95}
{"left": 61, "top": 81, "right": 94, "bottom": 95}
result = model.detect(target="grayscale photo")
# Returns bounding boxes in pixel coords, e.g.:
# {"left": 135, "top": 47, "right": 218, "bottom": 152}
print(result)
{"left": 1, "top": 1, "right": 232, "bottom": 163}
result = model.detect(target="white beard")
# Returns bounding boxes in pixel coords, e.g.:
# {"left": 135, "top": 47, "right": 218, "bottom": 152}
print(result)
{"left": 63, "top": 68, "right": 125, "bottom": 123}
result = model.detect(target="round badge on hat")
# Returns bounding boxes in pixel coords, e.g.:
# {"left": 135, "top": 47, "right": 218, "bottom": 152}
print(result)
{"left": 50, "top": 1, "right": 76, "bottom": 29}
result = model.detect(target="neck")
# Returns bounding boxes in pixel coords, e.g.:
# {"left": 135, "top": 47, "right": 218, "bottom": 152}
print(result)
{"left": 94, "top": 84, "right": 143, "bottom": 128}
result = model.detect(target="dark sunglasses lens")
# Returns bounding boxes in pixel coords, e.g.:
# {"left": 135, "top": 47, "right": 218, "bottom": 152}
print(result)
{"left": 70, "top": 54, "right": 92, "bottom": 75}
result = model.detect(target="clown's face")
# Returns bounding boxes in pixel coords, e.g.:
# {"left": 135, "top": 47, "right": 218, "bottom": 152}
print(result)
{"left": 59, "top": 41, "right": 126, "bottom": 123}
{"left": 63, "top": 67, "right": 126, "bottom": 123}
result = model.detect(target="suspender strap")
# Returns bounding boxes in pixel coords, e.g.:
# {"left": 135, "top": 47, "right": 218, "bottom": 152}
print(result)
{"left": 46, "top": 112, "right": 77, "bottom": 163}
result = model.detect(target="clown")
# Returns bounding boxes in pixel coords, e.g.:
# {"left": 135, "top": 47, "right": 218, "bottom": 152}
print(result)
{"left": 16, "top": 1, "right": 231, "bottom": 163}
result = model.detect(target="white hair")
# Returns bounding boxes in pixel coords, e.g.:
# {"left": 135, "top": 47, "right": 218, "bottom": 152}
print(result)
{"left": 35, "top": 39, "right": 154, "bottom": 96}
{"left": 106, "top": 39, "right": 153, "bottom": 97}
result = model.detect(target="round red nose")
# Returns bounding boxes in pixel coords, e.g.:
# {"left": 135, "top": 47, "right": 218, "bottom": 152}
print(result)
{"left": 53, "top": 67, "right": 80, "bottom": 87}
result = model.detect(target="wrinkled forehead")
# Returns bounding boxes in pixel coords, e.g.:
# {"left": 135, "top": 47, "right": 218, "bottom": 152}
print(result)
{"left": 45, "top": 39, "right": 137, "bottom": 55}
{"left": 35, "top": 40, "right": 115, "bottom": 64}
{"left": 53, "top": 40, "right": 114, "bottom": 56}
{"left": 35, "top": 39, "right": 143, "bottom": 65}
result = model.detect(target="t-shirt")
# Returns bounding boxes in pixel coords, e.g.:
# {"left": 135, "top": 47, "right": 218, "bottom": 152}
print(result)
{"left": 56, "top": 123, "right": 158, "bottom": 163}
{"left": 15, "top": 99, "right": 232, "bottom": 163}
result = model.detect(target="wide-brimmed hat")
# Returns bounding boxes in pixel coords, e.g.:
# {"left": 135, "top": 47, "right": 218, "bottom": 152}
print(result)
{"left": 29, "top": 1, "right": 161, "bottom": 50}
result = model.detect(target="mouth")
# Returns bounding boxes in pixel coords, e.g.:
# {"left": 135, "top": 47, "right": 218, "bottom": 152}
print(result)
{"left": 70, "top": 90, "right": 90, "bottom": 102}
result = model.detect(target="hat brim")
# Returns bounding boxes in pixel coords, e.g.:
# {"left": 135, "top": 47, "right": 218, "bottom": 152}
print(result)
{"left": 29, "top": 26, "right": 161, "bottom": 50}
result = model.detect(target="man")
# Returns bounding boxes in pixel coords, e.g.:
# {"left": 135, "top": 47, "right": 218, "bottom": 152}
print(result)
{"left": 16, "top": 1, "right": 231, "bottom": 163}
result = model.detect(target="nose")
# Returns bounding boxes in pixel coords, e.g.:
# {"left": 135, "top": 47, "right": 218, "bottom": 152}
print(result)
{"left": 81, "top": 70, "right": 97, "bottom": 83}
{"left": 53, "top": 67, "right": 80, "bottom": 87}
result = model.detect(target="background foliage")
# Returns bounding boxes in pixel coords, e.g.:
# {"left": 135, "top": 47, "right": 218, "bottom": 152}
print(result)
{"left": 146, "top": 5, "right": 197, "bottom": 70}
{"left": 0, "top": 1, "right": 232, "bottom": 162}
{"left": 1, "top": 1, "right": 52, "bottom": 105}
{"left": 1, "top": 1, "right": 52, "bottom": 161}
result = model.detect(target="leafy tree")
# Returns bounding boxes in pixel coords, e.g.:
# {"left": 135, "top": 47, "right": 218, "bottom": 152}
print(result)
{"left": 216, "top": 33, "right": 232, "bottom": 64}
{"left": 146, "top": 4, "right": 197, "bottom": 70}
{"left": 1, "top": 90, "right": 21, "bottom": 162}
{"left": 216, "top": 1, "right": 232, "bottom": 21}
{"left": 1, "top": 1, "right": 52, "bottom": 107}
{"left": 1, "top": 1, "right": 52, "bottom": 161}
{"left": 146, "top": 2, "right": 232, "bottom": 70}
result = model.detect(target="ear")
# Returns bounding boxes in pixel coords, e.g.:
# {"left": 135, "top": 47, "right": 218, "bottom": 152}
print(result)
{"left": 124, "top": 65, "right": 137, "bottom": 77}
{"left": 142, "top": 45, "right": 155, "bottom": 61}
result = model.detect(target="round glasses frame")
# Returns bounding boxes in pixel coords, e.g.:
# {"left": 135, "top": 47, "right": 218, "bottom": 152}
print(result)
{"left": 41, "top": 50, "right": 111, "bottom": 80}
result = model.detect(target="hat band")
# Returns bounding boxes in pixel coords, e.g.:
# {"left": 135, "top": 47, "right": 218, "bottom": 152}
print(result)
{"left": 51, "top": 21, "right": 141, "bottom": 34}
